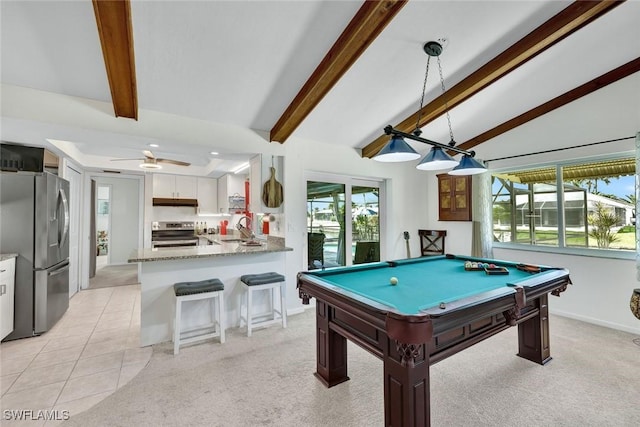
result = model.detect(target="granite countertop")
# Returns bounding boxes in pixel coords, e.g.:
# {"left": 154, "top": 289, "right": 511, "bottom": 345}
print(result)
{"left": 128, "top": 236, "right": 292, "bottom": 263}
{"left": 0, "top": 253, "right": 18, "bottom": 262}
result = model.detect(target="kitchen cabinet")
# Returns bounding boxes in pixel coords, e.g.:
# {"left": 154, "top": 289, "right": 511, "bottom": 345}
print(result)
{"left": 196, "top": 177, "right": 218, "bottom": 215}
{"left": 153, "top": 174, "right": 197, "bottom": 199}
{"left": 249, "top": 154, "right": 283, "bottom": 214}
{"left": 0, "top": 257, "right": 16, "bottom": 340}
{"left": 217, "top": 173, "right": 246, "bottom": 214}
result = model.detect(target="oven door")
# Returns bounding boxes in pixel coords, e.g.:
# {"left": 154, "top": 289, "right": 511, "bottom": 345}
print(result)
{"left": 152, "top": 239, "right": 199, "bottom": 249}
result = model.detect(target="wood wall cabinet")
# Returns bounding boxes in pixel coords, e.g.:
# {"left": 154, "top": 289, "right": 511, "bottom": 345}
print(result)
{"left": 437, "top": 174, "right": 472, "bottom": 221}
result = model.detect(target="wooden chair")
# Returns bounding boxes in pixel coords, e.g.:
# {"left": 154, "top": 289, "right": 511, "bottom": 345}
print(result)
{"left": 418, "top": 230, "right": 446, "bottom": 256}
{"left": 307, "top": 232, "right": 325, "bottom": 269}
{"left": 354, "top": 241, "right": 380, "bottom": 264}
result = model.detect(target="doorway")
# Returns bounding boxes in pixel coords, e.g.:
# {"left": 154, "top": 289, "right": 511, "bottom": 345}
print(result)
{"left": 85, "top": 174, "right": 142, "bottom": 289}
{"left": 95, "top": 184, "right": 111, "bottom": 269}
{"left": 306, "top": 174, "right": 383, "bottom": 270}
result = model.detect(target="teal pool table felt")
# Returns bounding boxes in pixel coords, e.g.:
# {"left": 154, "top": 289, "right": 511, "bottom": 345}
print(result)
{"left": 310, "top": 257, "right": 541, "bottom": 314}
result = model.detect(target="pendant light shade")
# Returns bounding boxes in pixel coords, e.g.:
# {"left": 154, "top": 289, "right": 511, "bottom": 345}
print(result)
{"left": 373, "top": 135, "right": 421, "bottom": 162}
{"left": 448, "top": 154, "right": 486, "bottom": 175}
{"left": 416, "top": 147, "right": 459, "bottom": 171}
{"left": 376, "top": 41, "right": 487, "bottom": 175}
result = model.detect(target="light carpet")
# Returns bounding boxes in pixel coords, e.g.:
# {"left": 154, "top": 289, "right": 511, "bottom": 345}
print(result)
{"left": 63, "top": 309, "right": 639, "bottom": 427}
{"left": 88, "top": 264, "right": 138, "bottom": 289}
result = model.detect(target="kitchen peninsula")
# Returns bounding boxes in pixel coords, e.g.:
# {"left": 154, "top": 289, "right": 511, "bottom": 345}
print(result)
{"left": 129, "top": 236, "right": 292, "bottom": 346}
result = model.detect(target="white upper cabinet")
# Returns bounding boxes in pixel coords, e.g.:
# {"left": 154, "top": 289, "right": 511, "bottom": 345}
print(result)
{"left": 197, "top": 177, "right": 218, "bottom": 215}
{"left": 153, "top": 175, "right": 197, "bottom": 198}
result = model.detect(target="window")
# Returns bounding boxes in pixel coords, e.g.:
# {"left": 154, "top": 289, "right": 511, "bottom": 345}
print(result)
{"left": 492, "top": 157, "right": 635, "bottom": 253}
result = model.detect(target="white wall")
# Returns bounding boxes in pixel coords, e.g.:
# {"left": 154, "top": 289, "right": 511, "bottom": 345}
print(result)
{"left": 494, "top": 248, "right": 639, "bottom": 334}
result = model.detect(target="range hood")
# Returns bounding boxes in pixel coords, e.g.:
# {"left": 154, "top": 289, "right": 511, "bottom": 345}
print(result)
{"left": 152, "top": 198, "right": 198, "bottom": 207}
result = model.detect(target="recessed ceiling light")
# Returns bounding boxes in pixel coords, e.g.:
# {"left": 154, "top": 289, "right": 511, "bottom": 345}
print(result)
{"left": 210, "top": 151, "right": 219, "bottom": 155}
{"left": 149, "top": 143, "right": 159, "bottom": 148}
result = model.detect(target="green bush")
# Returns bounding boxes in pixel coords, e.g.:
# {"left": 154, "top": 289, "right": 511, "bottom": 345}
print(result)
{"left": 617, "top": 225, "right": 635, "bottom": 233}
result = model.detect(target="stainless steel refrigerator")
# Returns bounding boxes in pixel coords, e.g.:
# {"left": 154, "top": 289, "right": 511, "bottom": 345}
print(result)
{"left": 0, "top": 171, "right": 70, "bottom": 340}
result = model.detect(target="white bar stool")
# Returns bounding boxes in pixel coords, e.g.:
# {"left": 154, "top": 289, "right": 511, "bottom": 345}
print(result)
{"left": 173, "top": 278, "right": 225, "bottom": 355}
{"left": 239, "top": 272, "right": 287, "bottom": 337}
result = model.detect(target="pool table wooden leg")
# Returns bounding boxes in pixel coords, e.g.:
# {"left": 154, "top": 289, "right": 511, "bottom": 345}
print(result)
{"left": 384, "top": 341, "right": 430, "bottom": 427}
{"left": 517, "top": 294, "right": 552, "bottom": 365}
{"left": 314, "top": 301, "right": 349, "bottom": 387}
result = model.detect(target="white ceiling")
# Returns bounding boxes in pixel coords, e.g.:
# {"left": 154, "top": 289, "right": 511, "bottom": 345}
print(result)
{"left": 1, "top": 0, "right": 639, "bottom": 177}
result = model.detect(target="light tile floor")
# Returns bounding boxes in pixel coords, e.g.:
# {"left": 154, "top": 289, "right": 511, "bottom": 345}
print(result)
{"left": 0, "top": 284, "right": 150, "bottom": 426}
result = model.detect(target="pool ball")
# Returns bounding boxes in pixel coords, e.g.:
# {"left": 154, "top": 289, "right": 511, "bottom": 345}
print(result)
{"left": 390, "top": 277, "right": 398, "bottom": 285}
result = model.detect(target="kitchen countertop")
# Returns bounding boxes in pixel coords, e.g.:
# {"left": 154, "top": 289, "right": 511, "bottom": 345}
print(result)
{"left": 128, "top": 236, "right": 292, "bottom": 263}
{"left": 0, "top": 253, "right": 18, "bottom": 261}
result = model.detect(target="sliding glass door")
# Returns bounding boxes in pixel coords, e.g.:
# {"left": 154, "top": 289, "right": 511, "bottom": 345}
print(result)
{"left": 306, "top": 175, "right": 383, "bottom": 270}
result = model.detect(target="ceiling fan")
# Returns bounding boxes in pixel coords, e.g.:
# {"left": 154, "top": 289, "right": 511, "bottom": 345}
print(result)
{"left": 111, "top": 150, "right": 191, "bottom": 169}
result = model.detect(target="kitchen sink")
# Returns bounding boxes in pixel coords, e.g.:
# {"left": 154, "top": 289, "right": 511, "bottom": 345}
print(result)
{"left": 215, "top": 238, "right": 246, "bottom": 243}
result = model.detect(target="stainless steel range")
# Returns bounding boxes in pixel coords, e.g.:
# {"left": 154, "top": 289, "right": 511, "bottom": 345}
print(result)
{"left": 151, "top": 221, "right": 199, "bottom": 248}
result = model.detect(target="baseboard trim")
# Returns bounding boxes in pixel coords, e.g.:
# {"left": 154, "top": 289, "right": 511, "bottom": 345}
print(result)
{"left": 551, "top": 309, "right": 640, "bottom": 335}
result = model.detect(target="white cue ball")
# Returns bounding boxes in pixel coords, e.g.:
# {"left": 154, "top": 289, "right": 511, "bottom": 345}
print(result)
{"left": 390, "top": 277, "right": 398, "bottom": 285}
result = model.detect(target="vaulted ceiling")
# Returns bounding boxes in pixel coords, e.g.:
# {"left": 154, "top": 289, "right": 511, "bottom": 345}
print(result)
{"left": 1, "top": 1, "right": 639, "bottom": 176}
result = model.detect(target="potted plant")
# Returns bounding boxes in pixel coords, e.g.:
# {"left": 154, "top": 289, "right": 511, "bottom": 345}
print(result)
{"left": 97, "top": 230, "right": 108, "bottom": 255}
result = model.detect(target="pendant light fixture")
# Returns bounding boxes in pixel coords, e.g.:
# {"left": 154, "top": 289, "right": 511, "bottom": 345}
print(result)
{"left": 374, "top": 40, "right": 486, "bottom": 175}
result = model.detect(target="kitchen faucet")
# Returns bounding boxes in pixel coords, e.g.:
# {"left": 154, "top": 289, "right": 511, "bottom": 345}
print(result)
{"left": 236, "top": 216, "right": 254, "bottom": 239}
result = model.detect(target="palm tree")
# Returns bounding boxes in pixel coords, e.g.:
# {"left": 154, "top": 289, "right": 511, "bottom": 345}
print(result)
{"left": 588, "top": 202, "right": 619, "bottom": 248}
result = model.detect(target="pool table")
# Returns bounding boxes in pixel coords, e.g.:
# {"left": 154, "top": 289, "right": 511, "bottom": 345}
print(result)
{"left": 297, "top": 254, "right": 571, "bottom": 427}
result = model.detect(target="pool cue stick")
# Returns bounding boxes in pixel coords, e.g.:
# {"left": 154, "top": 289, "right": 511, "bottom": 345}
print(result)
{"left": 403, "top": 231, "right": 411, "bottom": 258}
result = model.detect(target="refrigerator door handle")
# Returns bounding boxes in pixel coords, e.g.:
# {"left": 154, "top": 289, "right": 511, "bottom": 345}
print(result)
{"left": 48, "top": 262, "right": 70, "bottom": 277}
{"left": 58, "top": 188, "right": 70, "bottom": 248}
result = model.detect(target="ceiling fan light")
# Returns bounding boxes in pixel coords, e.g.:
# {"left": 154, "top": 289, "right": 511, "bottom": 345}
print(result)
{"left": 415, "top": 147, "right": 459, "bottom": 171}
{"left": 448, "top": 154, "right": 487, "bottom": 175}
{"left": 139, "top": 162, "right": 162, "bottom": 170}
{"left": 373, "top": 136, "right": 421, "bottom": 162}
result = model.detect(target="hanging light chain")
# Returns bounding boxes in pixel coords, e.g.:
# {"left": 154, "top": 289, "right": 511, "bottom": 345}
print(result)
{"left": 437, "top": 55, "right": 455, "bottom": 146}
{"left": 414, "top": 56, "right": 432, "bottom": 136}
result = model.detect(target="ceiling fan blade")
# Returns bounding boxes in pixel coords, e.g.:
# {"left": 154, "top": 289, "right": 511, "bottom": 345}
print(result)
{"left": 142, "top": 150, "right": 155, "bottom": 159}
{"left": 110, "top": 158, "right": 144, "bottom": 162}
{"left": 157, "top": 158, "right": 191, "bottom": 167}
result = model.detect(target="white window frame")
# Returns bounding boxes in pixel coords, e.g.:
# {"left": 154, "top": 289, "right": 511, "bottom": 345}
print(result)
{"left": 491, "top": 152, "right": 635, "bottom": 260}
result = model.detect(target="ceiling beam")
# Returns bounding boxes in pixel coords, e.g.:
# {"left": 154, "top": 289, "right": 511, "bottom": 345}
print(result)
{"left": 93, "top": 0, "right": 138, "bottom": 120}
{"left": 456, "top": 57, "right": 640, "bottom": 153}
{"left": 361, "top": 0, "right": 624, "bottom": 158}
{"left": 270, "top": 0, "right": 407, "bottom": 144}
